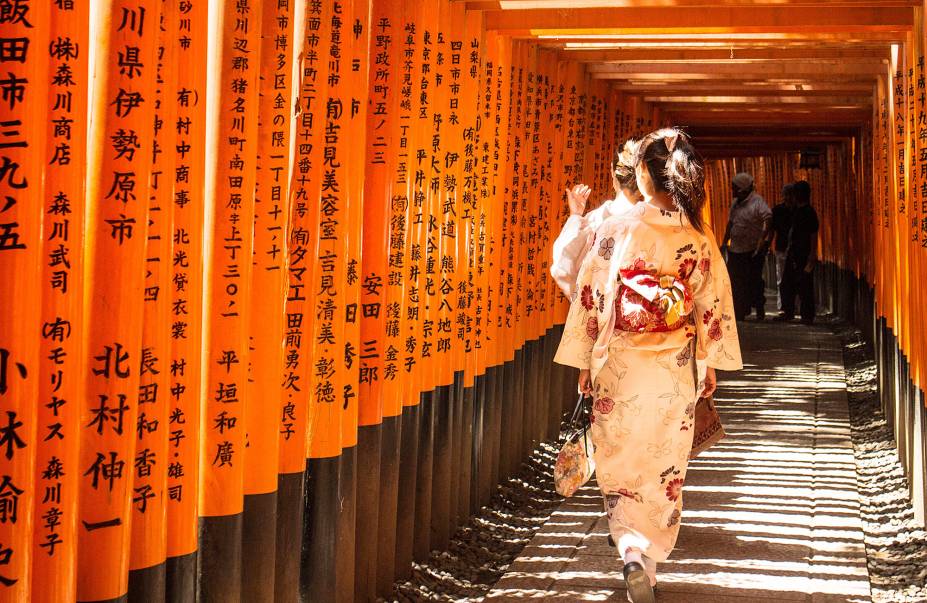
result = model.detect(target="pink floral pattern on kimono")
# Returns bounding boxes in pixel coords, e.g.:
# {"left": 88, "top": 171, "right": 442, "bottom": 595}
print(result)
{"left": 550, "top": 196, "right": 636, "bottom": 300}
{"left": 554, "top": 202, "right": 743, "bottom": 562}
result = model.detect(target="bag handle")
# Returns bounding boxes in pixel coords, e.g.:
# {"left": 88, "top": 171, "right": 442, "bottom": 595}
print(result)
{"left": 568, "top": 392, "right": 588, "bottom": 430}
{"left": 568, "top": 393, "right": 593, "bottom": 459}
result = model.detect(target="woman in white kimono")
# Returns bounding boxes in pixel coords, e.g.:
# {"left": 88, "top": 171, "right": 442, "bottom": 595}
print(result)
{"left": 554, "top": 129, "right": 743, "bottom": 603}
{"left": 551, "top": 139, "right": 642, "bottom": 300}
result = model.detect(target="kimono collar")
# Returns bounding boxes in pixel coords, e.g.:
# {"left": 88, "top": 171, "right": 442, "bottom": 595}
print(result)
{"left": 627, "top": 200, "right": 687, "bottom": 227}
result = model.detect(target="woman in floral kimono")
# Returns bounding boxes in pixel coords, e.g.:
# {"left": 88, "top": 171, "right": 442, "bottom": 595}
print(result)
{"left": 554, "top": 128, "right": 743, "bottom": 603}
{"left": 551, "top": 139, "right": 642, "bottom": 300}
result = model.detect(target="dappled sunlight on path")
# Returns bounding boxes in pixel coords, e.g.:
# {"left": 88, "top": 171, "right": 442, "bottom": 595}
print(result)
{"left": 485, "top": 321, "right": 872, "bottom": 602}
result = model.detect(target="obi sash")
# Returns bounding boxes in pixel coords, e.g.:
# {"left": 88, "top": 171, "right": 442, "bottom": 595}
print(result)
{"left": 613, "top": 270, "right": 694, "bottom": 333}
{"left": 588, "top": 265, "right": 695, "bottom": 385}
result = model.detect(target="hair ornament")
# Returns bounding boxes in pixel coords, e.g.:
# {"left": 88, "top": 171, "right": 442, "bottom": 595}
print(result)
{"left": 665, "top": 131, "right": 679, "bottom": 152}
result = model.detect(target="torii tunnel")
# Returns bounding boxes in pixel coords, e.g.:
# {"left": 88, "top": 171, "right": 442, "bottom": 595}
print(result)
{"left": 1, "top": 1, "right": 926, "bottom": 601}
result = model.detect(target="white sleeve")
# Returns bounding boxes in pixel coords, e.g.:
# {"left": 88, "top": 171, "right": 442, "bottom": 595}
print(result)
{"left": 550, "top": 214, "right": 593, "bottom": 299}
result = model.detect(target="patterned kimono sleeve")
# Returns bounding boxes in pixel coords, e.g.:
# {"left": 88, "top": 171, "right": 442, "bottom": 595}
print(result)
{"left": 551, "top": 214, "right": 593, "bottom": 300}
{"left": 691, "top": 233, "right": 744, "bottom": 371}
{"left": 553, "top": 267, "right": 598, "bottom": 371}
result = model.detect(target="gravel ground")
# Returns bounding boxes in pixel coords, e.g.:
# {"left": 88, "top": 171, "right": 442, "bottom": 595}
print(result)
{"left": 379, "top": 441, "right": 563, "bottom": 602}
{"left": 833, "top": 321, "right": 927, "bottom": 603}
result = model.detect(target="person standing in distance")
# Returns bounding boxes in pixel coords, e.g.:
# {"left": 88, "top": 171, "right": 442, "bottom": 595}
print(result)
{"left": 767, "top": 183, "right": 796, "bottom": 311}
{"left": 721, "top": 172, "right": 771, "bottom": 321}
{"left": 776, "top": 180, "right": 819, "bottom": 324}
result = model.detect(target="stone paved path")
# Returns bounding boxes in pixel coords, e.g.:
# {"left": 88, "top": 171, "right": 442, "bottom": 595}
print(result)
{"left": 485, "top": 320, "right": 872, "bottom": 602}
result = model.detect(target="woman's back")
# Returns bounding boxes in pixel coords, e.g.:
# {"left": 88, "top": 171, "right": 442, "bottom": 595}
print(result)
{"left": 552, "top": 128, "right": 743, "bottom": 602}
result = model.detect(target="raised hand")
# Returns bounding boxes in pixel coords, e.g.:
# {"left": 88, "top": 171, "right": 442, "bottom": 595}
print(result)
{"left": 566, "top": 184, "right": 592, "bottom": 216}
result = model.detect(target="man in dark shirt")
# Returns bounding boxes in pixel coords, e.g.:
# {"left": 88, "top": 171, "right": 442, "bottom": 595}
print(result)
{"left": 776, "top": 180, "right": 819, "bottom": 324}
{"left": 768, "top": 183, "right": 795, "bottom": 310}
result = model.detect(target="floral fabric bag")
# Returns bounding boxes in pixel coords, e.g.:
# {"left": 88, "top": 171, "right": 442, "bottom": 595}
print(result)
{"left": 554, "top": 394, "right": 596, "bottom": 497}
{"left": 689, "top": 395, "right": 725, "bottom": 459}
{"left": 688, "top": 339, "right": 725, "bottom": 459}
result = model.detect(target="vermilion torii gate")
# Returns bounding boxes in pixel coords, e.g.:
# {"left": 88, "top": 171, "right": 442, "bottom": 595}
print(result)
{"left": 0, "top": 1, "right": 924, "bottom": 601}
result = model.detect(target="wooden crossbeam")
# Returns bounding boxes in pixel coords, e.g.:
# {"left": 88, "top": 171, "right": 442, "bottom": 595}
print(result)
{"left": 465, "top": 1, "right": 918, "bottom": 8}
{"left": 587, "top": 60, "right": 886, "bottom": 76}
{"left": 668, "top": 104, "right": 871, "bottom": 112}
{"left": 595, "top": 74, "right": 881, "bottom": 83}
{"left": 528, "top": 32, "right": 908, "bottom": 44}
{"left": 686, "top": 125, "right": 862, "bottom": 136}
{"left": 668, "top": 112, "right": 870, "bottom": 126}
{"left": 693, "top": 136, "right": 852, "bottom": 144}
{"left": 483, "top": 6, "right": 914, "bottom": 34}
{"left": 546, "top": 41, "right": 893, "bottom": 48}
{"left": 619, "top": 88, "right": 875, "bottom": 99}
{"left": 559, "top": 47, "right": 892, "bottom": 62}
{"left": 664, "top": 107, "right": 872, "bottom": 121}
{"left": 644, "top": 95, "right": 873, "bottom": 105}
{"left": 699, "top": 147, "right": 822, "bottom": 158}
{"left": 612, "top": 81, "right": 876, "bottom": 95}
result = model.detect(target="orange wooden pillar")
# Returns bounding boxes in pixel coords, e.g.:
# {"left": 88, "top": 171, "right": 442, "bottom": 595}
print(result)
{"left": 526, "top": 40, "right": 544, "bottom": 444}
{"left": 278, "top": 1, "right": 331, "bottom": 599}
{"left": 874, "top": 71, "right": 889, "bottom": 394}
{"left": 31, "top": 2, "right": 85, "bottom": 600}
{"left": 372, "top": 0, "right": 409, "bottom": 584}
{"left": 77, "top": 2, "right": 163, "bottom": 601}
{"left": 908, "top": 49, "right": 918, "bottom": 397}
{"left": 332, "top": 0, "right": 369, "bottom": 599}
{"left": 389, "top": 0, "right": 423, "bottom": 581}
{"left": 542, "top": 48, "right": 561, "bottom": 408}
{"left": 512, "top": 33, "right": 527, "bottom": 466}
{"left": 456, "top": 6, "right": 483, "bottom": 523}
{"left": 534, "top": 48, "right": 558, "bottom": 442}
{"left": 427, "top": 0, "right": 455, "bottom": 553}
{"left": 520, "top": 40, "right": 537, "bottom": 457}
{"left": 528, "top": 42, "right": 550, "bottom": 447}
{"left": 302, "top": 0, "right": 340, "bottom": 496}
{"left": 478, "top": 29, "right": 500, "bottom": 508}
{"left": 902, "top": 30, "right": 920, "bottom": 469}
{"left": 198, "top": 0, "right": 262, "bottom": 598}
{"left": 304, "top": 0, "right": 359, "bottom": 599}
{"left": 165, "top": 0, "right": 207, "bottom": 597}
{"left": 552, "top": 57, "right": 572, "bottom": 325}
{"left": 0, "top": 2, "right": 49, "bottom": 600}
{"left": 469, "top": 23, "right": 493, "bottom": 513}
{"left": 240, "top": 0, "right": 295, "bottom": 599}
{"left": 127, "top": 1, "right": 178, "bottom": 597}
{"left": 393, "top": 0, "right": 426, "bottom": 576}
{"left": 914, "top": 8, "right": 927, "bottom": 395}
{"left": 77, "top": 2, "right": 161, "bottom": 601}
{"left": 357, "top": 0, "right": 399, "bottom": 598}
{"left": 487, "top": 31, "right": 512, "bottom": 498}
{"left": 444, "top": 0, "right": 471, "bottom": 536}
{"left": 887, "top": 47, "right": 904, "bottom": 441}
{"left": 409, "top": 0, "right": 439, "bottom": 565}
{"left": 511, "top": 40, "right": 531, "bottom": 473}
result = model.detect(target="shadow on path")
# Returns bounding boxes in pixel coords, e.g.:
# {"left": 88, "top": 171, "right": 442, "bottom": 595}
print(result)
{"left": 485, "top": 320, "right": 872, "bottom": 602}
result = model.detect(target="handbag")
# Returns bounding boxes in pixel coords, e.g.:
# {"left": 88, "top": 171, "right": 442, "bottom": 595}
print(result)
{"left": 689, "top": 395, "right": 725, "bottom": 460}
{"left": 684, "top": 334, "right": 726, "bottom": 459}
{"left": 554, "top": 393, "right": 596, "bottom": 497}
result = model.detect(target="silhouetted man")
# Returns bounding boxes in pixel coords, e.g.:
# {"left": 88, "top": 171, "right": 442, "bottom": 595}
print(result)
{"left": 722, "top": 172, "right": 771, "bottom": 321}
{"left": 776, "top": 180, "right": 818, "bottom": 324}
{"left": 767, "top": 183, "right": 795, "bottom": 311}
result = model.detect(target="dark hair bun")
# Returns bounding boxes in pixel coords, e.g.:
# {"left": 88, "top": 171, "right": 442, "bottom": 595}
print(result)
{"left": 637, "top": 128, "right": 705, "bottom": 231}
